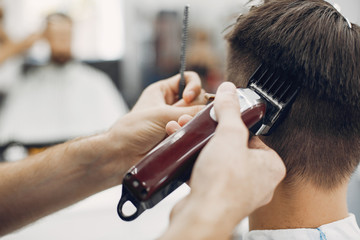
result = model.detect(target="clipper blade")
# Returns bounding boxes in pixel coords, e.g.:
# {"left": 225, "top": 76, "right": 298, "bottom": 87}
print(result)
{"left": 247, "top": 64, "right": 300, "bottom": 135}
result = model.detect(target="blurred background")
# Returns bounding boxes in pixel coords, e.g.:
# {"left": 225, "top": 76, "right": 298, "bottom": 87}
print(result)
{"left": 0, "top": 0, "right": 359, "bottom": 239}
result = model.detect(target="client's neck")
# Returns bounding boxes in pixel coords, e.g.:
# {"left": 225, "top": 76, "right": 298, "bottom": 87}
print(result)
{"left": 249, "top": 180, "right": 349, "bottom": 230}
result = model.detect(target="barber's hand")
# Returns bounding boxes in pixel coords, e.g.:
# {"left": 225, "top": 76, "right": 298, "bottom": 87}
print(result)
{"left": 161, "top": 82, "right": 285, "bottom": 240}
{"left": 107, "top": 72, "right": 205, "bottom": 178}
{"left": 189, "top": 81, "right": 285, "bottom": 213}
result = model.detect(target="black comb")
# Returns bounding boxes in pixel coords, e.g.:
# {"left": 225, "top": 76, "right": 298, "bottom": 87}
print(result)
{"left": 178, "top": 4, "right": 190, "bottom": 100}
{"left": 247, "top": 64, "right": 301, "bottom": 135}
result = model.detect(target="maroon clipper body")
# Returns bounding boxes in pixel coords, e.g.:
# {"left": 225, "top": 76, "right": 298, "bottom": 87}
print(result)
{"left": 117, "top": 65, "right": 300, "bottom": 221}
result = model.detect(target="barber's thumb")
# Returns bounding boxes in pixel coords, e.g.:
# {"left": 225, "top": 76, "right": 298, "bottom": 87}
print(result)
{"left": 214, "top": 82, "right": 241, "bottom": 123}
{"left": 169, "top": 196, "right": 189, "bottom": 222}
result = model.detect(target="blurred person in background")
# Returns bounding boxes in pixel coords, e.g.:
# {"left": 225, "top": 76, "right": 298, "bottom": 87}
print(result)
{"left": 187, "top": 29, "right": 222, "bottom": 93}
{"left": 0, "top": 13, "right": 128, "bottom": 157}
{"left": 144, "top": 11, "right": 181, "bottom": 88}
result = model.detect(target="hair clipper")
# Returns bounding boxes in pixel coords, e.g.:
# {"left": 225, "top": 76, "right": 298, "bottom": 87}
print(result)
{"left": 117, "top": 64, "right": 300, "bottom": 221}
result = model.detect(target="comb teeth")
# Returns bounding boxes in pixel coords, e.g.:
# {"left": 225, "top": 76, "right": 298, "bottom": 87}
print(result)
{"left": 179, "top": 5, "right": 190, "bottom": 80}
{"left": 249, "top": 65, "right": 299, "bottom": 105}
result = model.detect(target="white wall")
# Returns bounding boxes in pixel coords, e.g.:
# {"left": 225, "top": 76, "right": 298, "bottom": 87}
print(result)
{"left": 327, "top": 0, "right": 360, "bottom": 24}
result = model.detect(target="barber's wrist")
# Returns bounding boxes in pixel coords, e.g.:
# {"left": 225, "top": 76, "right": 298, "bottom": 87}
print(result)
{"left": 163, "top": 195, "right": 241, "bottom": 240}
{"left": 186, "top": 195, "right": 242, "bottom": 238}
{"left": 71, "top": 131, "right": 130, "bottom": 189}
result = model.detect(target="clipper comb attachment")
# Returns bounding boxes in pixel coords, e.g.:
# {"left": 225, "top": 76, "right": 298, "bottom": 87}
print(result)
{"left": 247, "top": 64, "right": 301, "bottom": 135}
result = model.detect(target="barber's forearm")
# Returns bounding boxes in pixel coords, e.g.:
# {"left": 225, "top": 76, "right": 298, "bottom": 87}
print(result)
{"left": 0, "top": 132, "right": 125, "bottom": 236}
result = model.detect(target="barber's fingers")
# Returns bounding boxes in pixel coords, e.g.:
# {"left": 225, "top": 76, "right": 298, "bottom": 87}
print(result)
{"left": 213, "top": 82, "right": 249, "bottom": 144}
{"left": 183, "top": 71, "right": 203, "bottom": 103}
{"left": 214, "top": 82, "right": 241, "bottom": 122}
{"left": 159, "top": 71, "right": 203, "bottom": 104}
{"left": 248, "top": 136, "right": 271, "bottom": 150}
{"left": 169, "top": 196, "right": 189, "bottom": 222}
{"left": 166, "top": 114, "right": 193, "bottom": 135}
{"left": 249, "top": 138, "right": 287, "bottom": 201}
{"left": 174, "top": 72, "right": 206, "bottom": 107}
{"left": 249, "top": 137, "right": 286, "bottom": 185}
{"left": 249, "top": 137, "right": 285, "bottom": 176}
{"left": 174, "top": 89, "right": 207, "bottom": 106}
{"left": 178, "top": 114, "right": 193, "bottom": 126}
{"left": 166, "top": 121, "right": 180, "bottom": 135}
{"left": 159, "top": 105, "right": 203, "bottom": 126}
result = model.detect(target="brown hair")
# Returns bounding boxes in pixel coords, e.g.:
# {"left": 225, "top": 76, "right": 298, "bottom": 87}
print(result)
{"left": 226, "top": 0, "right": 360, "bottom": 189}
{"left": 46, "top": 13, "right": 72, "bottom": 25}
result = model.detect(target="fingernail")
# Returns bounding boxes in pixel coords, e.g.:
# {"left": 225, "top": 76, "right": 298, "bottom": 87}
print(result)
{"left": 217, "top": 82, "right": 236, "bottom": 94}
{"left": 184, "top": 90, "right": 195, "bottom": 102}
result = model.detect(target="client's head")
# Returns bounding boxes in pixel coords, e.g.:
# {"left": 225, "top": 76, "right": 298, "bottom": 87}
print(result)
{"left": 225, "top": 0, "right": 360, "bottom": 190}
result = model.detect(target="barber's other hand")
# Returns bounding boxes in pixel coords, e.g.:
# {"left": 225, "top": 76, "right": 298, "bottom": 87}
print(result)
{"left": 164, "top": 82, "right": 285, "bottom": 240}
{"left": 107, "top": 72, "right": 205, "bottom": 180}
{"left": 191, "top": 81, "right": 285, "bottom": 213}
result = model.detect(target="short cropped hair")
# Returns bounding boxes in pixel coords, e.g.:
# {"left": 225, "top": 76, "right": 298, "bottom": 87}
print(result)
{"left": 46, "top": 12, "right": 72, "bottom": 25}
{"left": 226, "top": 0, "right": 360, "bottom": 189}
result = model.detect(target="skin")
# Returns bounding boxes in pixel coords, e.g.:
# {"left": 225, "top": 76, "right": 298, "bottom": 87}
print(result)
{"left": 0, "top": 72, "right": 205, "bottom": 236}
{"left": 44, "top": 16, "right": 73, "bottom": 64}
{"left": 250, "top": 180, "right": 348, "bottom": 230}
{"left": 160, "top": 82, "right": 286, "bottom": 240}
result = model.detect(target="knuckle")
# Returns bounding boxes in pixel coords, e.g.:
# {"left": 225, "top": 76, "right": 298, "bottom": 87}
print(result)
{"left": 263, "top": 192, "right": 275, "bottom": 206}
{"left": 220, "top": 94, "right": 238, "bottom": 104}
{"left": 145, "top": 82, "right": 160, "bottom": 92}
{"left": 185, "top": 71, "right": 198, "bottom": 77}
{"left": 185, "top": 71, "right": 201, "bottom": 83}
